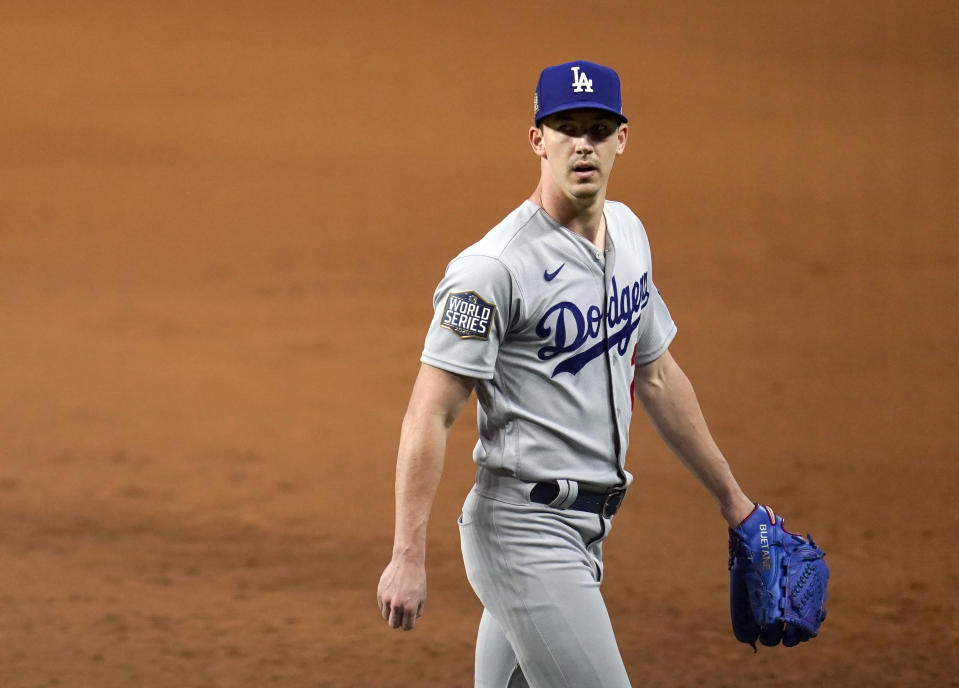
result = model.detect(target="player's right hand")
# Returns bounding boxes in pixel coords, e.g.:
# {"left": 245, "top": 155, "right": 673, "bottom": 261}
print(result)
{"left": 376, "top": 555, "right": 427, "bottom": 631}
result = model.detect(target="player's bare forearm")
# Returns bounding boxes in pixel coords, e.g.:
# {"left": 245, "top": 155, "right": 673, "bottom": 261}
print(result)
{"left": 634, "top": 350, "right": 753, "bottom": 528}
{"left": 377, "top": 364, "right": 474, "bottom": 630}
{"left": 391, "top": 382, "right": 467, "bottom": 556}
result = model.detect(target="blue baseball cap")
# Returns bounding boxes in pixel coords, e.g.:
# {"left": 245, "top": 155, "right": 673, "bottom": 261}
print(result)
{"left": 533, "top": 60, "right": 627, "bottom": 126}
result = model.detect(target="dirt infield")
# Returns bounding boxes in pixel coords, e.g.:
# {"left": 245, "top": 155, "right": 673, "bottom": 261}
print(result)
{"left": 1, "top": 2, "right": 956, "bottom": 686}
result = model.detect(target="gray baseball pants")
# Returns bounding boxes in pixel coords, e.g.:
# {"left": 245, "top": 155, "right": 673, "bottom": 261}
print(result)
{"left": 458, "top": 470, "right": 632, "bottom": 687}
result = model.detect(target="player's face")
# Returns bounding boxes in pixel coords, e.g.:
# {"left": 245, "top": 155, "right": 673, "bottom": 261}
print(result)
{"left": 531, "top": 109, "right": 628, "bottom": 202}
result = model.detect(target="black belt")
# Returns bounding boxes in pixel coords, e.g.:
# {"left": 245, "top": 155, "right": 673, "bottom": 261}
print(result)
{"left": 530, "top": 482, "right": 627, "bottom": 518}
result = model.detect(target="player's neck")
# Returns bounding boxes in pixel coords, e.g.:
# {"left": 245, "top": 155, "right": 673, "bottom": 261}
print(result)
{"left": 530, "top": 183, "right": 607, "bottom": 249}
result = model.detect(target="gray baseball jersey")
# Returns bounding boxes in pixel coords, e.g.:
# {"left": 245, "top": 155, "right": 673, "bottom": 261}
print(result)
{"left": 421, "top": 199, "right": 676, "bottom": 489}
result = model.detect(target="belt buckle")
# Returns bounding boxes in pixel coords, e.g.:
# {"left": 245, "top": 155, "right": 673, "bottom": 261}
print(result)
{"left": 602, "top": 487, "right": 627, "bottom": 518}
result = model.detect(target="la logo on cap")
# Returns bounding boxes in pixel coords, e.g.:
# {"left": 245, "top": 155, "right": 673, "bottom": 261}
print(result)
{"left": 571, "top": 66, "right": 593, "bottom": 93}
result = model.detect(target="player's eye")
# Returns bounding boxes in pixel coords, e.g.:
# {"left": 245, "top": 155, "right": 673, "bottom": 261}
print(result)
{"left": 589, "top": 124, "right": 612, "bottom": 139}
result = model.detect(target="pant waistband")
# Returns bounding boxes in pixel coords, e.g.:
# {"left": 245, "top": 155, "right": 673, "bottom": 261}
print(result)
{"left": 474, "top": 469, "right": 627, "bottom": 518}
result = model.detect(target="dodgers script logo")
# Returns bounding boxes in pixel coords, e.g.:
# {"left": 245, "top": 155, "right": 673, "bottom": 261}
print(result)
{"left": 536, "top": 274, "right": 650, "bottom": 377}
{"left": 441, "top": 291, "right": 495, "bottom": 340}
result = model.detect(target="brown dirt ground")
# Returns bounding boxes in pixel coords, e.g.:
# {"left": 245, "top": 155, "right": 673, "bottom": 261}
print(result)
{"left": 1, "top": 2, "right": 956, "bottom": 686}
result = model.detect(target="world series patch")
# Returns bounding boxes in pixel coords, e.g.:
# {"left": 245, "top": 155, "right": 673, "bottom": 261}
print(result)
{"left": 441, "top": 291, "right": 496, "bottom": 340}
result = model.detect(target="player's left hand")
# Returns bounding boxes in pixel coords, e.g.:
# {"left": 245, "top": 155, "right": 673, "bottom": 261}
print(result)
{"left": 377, "top": 555, "right": 427, "bottom": 631}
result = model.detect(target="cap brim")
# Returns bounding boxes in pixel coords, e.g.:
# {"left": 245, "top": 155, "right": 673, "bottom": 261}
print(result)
{"left": 535, "top": 102, "right": 628, "bottom": 125}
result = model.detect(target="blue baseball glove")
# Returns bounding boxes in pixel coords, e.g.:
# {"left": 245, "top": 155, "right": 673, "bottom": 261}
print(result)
{"left": 728, "top": 504, "right": 829, "bottom": 651}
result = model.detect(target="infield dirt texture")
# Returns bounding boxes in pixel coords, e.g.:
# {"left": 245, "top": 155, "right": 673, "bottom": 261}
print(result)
{"left": 1, "top": 2, "right": 956, "bottom": 686}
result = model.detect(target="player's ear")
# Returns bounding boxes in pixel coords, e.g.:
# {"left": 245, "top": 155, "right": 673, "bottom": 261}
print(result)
{"left": 616, "top": 123, "right": 628, "bottom": 155}
{"left": 529, "top": 126, "right": 547, "bottom": 158}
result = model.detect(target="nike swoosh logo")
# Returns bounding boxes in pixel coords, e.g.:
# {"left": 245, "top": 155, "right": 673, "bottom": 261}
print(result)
{"left": 544, "top": 263, "right": 565, "bottom": 282}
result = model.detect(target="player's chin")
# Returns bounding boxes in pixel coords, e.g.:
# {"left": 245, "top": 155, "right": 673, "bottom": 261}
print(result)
{"left": 568, "top": 183, "right": 602, "bottom": 200}
{"left": 569, "top": 171, "right": 603, "bottom": 189}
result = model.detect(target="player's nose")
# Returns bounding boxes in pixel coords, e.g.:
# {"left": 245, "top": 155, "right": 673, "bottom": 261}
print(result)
{"left": 572, "top": 133, "right": 595, "bottom": 152}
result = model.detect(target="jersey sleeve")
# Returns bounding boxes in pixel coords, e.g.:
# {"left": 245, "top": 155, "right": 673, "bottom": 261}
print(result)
{"left": 633, "top": 280, "right": 677, "bottom": 365}
{"left": 630, "top": 208, "right": 678, "bottom": 365}
{"left": 420, "top": 254, "right": 514, "bottom": 380}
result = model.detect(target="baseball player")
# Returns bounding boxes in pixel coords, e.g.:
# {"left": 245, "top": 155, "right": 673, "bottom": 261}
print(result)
{"left": 377, "top": 60, "right": 756, "bottom": 687}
